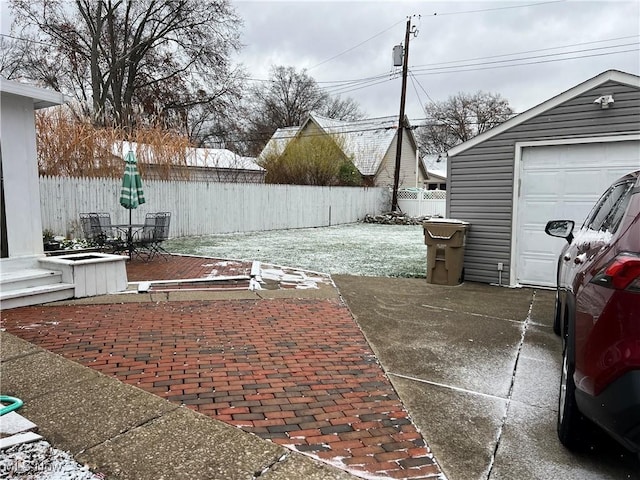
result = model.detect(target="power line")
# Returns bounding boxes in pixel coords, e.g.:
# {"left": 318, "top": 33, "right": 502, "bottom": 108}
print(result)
{"left": 307, "top": 2, "right": 566, "bottom": 72}
{"left": 245, "top": 35, "right": 639, "bottom": 86}
{"left": 319, "top": 44, "right": 638, "bottom": 99}
{"left": 322, "top": 73, "right": 397, "bottom": 96}
{"left": 265, "top": 39, "right": 640, "bottom": 99}
{"left": 215, "top": 117, "right": 507, "bottom": 146}
{"left": 411, "top": 41, "right": 640, "bottom": 74}
{"left": 411, "top": 34, "right": 640, "bottom": 68}
{"left": 410, "top": 48, "right": 639, "bottom": 77}
{"left": 214, "top": 123, "right": 402, "bottom": 145}
{"left": 426, "top": 0, "right": 566, "bottom": 17}
{"left": 408, "top": 72, "right": 436, "bottom": 111}
{"left": 308, "top": 19, "right": 406, "bottom": 71}
{"left": 0, "top": 33, "right": 50, "bottom": 46}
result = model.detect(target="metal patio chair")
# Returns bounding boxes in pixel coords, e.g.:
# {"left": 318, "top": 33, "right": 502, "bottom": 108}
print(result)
{"left": 79, "top": 213, "right": 125, "bottom": 253}
{"left": 134, "top": 212, "right": 171, "bottom": 261}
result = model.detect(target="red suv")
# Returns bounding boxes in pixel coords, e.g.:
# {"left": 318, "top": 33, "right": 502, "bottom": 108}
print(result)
{"left": 545, "top": 170, "right": 640, "bottom": 455}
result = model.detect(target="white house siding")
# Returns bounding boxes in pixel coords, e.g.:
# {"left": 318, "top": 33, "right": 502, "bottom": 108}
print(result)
{"left": 448, "top": 78, "right": 640, "bottom": 285}
{"left": 143, "top": 164, "right": 265, "bottom": 183}
{"left": 39, "top": 176, "right": 390, "bottom": 238}
{"left": 375, "top": 133, "right": 424, "bottom": 189}
{"left": 1, "top": 83, "right": 65, "bottom": 259}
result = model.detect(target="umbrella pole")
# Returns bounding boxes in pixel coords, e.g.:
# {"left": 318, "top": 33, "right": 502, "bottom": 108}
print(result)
{"left": 129, "top": 209, "right": 133, "bottom": 260}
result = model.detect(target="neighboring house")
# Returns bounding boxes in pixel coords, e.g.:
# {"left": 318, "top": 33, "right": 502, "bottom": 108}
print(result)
{"left": 157, "top": 148, "right": 264, "bottom": 183}
{"left": 425, "top": 173, "right": 446, "bottom": 190}
{"left": 119, "top": 142, "right": 265, "bottom": 183}
{"left": 423, "top": 154, "right": 447, "bottom": 190}
{"left": 447, "top": 69, "right": 640, "bottom": 288}
{"left": 259, "top": 112, "right": 428, "bottom": 187}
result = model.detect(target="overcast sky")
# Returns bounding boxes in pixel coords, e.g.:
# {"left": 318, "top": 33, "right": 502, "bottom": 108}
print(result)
{"left": 233, "top": 0, "right": 640, "bottom": 121}
{"left": 1, "top": 0, "right": 638, "bottom": 124}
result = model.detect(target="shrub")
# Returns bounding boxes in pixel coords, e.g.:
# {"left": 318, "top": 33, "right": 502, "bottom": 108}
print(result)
{"left": 259, "top": 134, "right": 362, "bottom": 186}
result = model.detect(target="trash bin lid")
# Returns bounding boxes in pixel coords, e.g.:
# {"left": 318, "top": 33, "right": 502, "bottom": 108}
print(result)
{"left": 423, "top": 218, "right": 470, "bottom": 226}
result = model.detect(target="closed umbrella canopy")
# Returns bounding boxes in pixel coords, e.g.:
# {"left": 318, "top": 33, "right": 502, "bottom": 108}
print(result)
{"left": 119, "top": 151, "right": 145, "bottom": 259}
{"left": 120, "top": 151, "right": 145, "bottom": 209}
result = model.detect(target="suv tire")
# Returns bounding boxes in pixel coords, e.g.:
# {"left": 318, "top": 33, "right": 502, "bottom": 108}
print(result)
{"left": 553, "top": 292, "right": 561, "bottom": 336}
{"left": 558, "top": 325, "right": 587, "bottom": 450}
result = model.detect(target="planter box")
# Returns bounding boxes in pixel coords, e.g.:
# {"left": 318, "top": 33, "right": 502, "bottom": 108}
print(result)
{"left": 45, "top": 247, "right": 105, "bottom": 257}
{"left": 40, "top": 253, "right": 127, "bottom": 298}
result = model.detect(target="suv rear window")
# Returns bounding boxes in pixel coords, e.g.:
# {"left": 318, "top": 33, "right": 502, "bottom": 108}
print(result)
{"left": 584, "top": 180, "right": 636, "bottom": 234}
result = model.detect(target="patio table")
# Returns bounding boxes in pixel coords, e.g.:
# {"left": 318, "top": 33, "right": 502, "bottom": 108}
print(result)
{"left": 111, "top": 224, "right": 145, "bottom": 259}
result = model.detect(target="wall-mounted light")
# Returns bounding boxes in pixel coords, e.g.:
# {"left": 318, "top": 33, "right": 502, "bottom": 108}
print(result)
{"left": 594, "top": 94, "right": 614, "bottom": 109}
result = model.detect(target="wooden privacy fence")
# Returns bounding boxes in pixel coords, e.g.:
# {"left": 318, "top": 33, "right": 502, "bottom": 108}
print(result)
{"left": 397, "top": 189, "right": 447, "bottom": 217}
{"left": 40, "top": 176, "right": 391, "bottom": 238}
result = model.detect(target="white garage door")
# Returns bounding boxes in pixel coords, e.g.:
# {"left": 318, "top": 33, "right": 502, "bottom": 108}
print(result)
{"left": 515, "top": 140, "right": 640, "bottom": 287}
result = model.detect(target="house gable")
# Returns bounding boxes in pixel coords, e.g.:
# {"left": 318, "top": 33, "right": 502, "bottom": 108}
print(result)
{"left": 259, "top": 112, "right": 426, "bottom": 187}
{"left": 447, "top": 69, "right": 640, "bottom": 285}
{"left": 258, "top": 126, "right": 300, "bottom": 160}
{"left": 449, "top": 69, "right": 640, "bottom": 157}
{"left": 373, "top": 129, "right": 427, "bottom": 188}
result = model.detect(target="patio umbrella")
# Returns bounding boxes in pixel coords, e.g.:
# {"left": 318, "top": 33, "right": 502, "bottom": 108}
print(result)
{"left": 119, "top": 151, "right": 145, "bottom": 257}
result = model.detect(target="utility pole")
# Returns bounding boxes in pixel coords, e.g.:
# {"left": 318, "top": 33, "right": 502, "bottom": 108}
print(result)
{"left": 391, "top": 17, "right": 415, "bottom": 212}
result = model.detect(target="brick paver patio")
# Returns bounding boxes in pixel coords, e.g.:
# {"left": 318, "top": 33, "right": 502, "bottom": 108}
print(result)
{"left": 2, "top": 255, "right": 442, "bottom": 479}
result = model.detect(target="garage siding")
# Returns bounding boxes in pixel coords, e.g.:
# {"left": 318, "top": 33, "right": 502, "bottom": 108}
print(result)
{"left": 448, "top": 80, "right": 640, "bottom": 285}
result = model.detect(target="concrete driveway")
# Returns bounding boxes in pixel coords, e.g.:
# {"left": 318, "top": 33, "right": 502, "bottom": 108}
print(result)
{"left": 333, "top": 276, "right": 640, "bottom": 480}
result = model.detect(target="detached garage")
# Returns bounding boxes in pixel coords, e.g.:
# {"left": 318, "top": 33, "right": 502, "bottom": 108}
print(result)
{"left": 446, "top": 69, "right": 640, "bottom": 288}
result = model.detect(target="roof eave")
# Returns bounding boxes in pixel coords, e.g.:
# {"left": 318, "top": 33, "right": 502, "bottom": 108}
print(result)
{"left": 447, "top": 69, "right": 640, "bottom": 158}
{"left": 0, "top": 78, "right": 68, "bottom": 109}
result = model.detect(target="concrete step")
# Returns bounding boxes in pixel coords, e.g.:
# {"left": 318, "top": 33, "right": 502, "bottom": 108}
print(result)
{"left": 0, "top": 268, "right": 64, "bottom": 291}
{"left": 0, "top": 283, "right": 75, "bottom": 309}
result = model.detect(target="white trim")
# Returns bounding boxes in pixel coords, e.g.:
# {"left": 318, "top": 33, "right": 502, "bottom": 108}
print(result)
{"left": 509, "top": 133, "right": 640, "bottom": 287}
{"left": 426, "top": 171, "right": 446, "bottom": 182}
{"left": 0, "top": 78, "right": 67, "bottom": 109}
{"left": 448, "top": 70, "right": 640, "bottom": 158}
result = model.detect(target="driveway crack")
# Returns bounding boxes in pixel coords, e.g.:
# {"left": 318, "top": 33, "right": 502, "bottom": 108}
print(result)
{"left": 251, "top": 452, "right": 289, "bottom": 479}
{"left": 486, "top": 290, "right": 536, "bottom": 479}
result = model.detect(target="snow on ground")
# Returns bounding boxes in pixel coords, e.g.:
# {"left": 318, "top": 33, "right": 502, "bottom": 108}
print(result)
{"left": 164, "top": 223, "right": 428, "bottom": 278}
{"left": 1, "top": 440, "right": 103, "bottom": 479}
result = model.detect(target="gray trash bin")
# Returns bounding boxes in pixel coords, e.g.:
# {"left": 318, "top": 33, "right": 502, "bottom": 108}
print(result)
{"left": 423, "top": 220, "right": 469, "bottom": 285}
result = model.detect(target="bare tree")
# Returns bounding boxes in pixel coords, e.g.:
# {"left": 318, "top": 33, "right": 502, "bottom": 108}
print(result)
{"left": 0, "top": 36, "right": 24, "bottom": 79}
{"left": 416, "top": 91, "right": 514, "bottom": 154}
{"left": 242, "top": 65, "right": 364, "bottom": 156}
{"left": 5, "top": 0, "right": 244, "bottom": 133}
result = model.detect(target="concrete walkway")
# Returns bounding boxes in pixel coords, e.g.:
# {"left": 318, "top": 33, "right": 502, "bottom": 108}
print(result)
{"left": 333, "top": 275, "right": 640, "bottom": 480}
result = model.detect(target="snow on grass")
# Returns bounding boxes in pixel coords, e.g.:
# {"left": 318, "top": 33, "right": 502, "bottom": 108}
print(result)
{"left": 164, "top": 223, "right": 428, "bottom": 277}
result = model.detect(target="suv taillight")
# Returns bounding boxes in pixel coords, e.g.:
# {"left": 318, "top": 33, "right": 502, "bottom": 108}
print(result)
{"left": 591, "top": 253, "right": 640, "bottom": 291}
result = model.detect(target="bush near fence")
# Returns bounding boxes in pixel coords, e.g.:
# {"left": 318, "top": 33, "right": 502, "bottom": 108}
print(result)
{"left": 40, "top": 176, "right": 391, "bottom": 238}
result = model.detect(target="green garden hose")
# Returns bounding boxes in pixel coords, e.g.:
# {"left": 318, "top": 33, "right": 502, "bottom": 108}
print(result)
{"left": 0, "top": 395, "right": 23, "bottom": 415}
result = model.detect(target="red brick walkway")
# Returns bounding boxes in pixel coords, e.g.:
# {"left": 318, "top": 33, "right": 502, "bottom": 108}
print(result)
{"left": 125, "top": 254, "right": 252, "bottom": 282}
{"left": 2, "top": 256, "right": 442, "bottom": 479}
